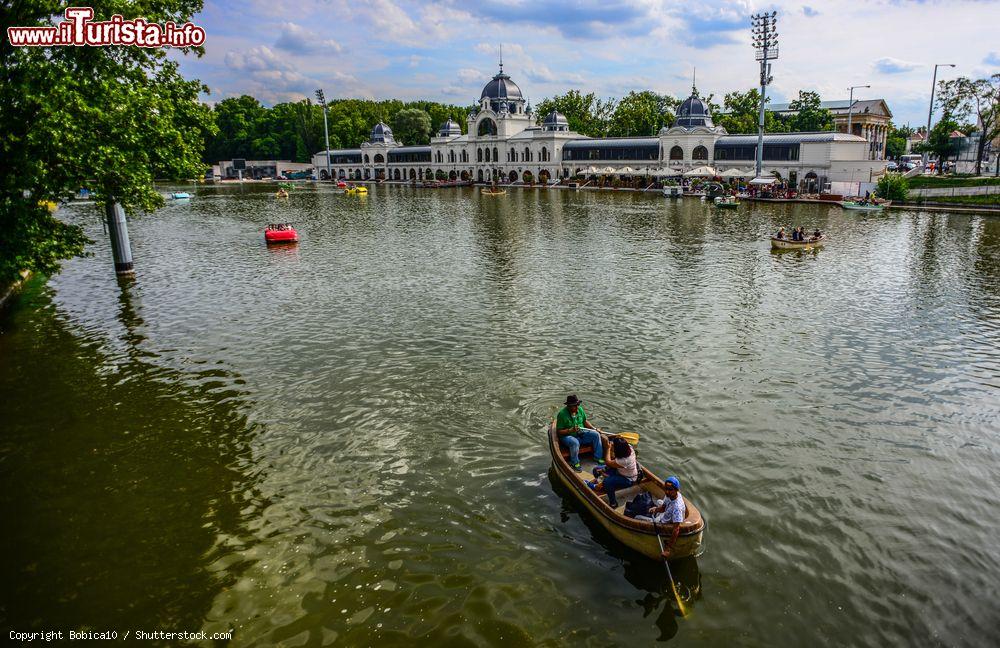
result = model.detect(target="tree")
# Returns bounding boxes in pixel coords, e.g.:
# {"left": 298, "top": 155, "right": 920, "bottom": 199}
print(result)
{"left": 536, "top": 90, "right": 615, "bottom": 137}
{"left": 876, "top": 173, "right": 908, "bottom": 201}
{"left": 391, "top": 108, "right": 432, "bottom": 146}
{"left": 919, "top": 115, "right": 961, "bottom": 172}
{"left": 787, "top": 91, "right": 834, "bottom": 132}
{"left": 938, "top": 74, "right": 1000, "bottom": 175}
{"left": 715, "top": 89, "right": 789, "bottom": 134}
{"left": 607, "top": 91, "right": 678, "bottom": 137}
{"left": 885, "top": 123, "right": 912, "bottom": 160}
{"left": 1, "top": 1, "right": 215, "bottom": 285}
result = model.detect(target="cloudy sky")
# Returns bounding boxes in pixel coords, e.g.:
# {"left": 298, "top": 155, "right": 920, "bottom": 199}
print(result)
{"left": 177, "top": 0, "right": 1000, "bottom": 126}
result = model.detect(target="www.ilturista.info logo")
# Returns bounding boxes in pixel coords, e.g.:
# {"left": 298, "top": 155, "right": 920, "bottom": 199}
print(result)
{"left": 7, "top": 7, "right": 206, "bottom": 48}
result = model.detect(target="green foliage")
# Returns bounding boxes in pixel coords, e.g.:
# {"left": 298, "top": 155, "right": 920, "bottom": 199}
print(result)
{"left": 919, "top": 115, "right": 961, "bottom": 164}
{"left": 203, "top": 97, "right": 470, "bottom": 162}
{"left": 1, "top": 0, "right": 214, "bottom": 285}
{"left": 787, "top": 91, "right": 834, "bottom": 132}
{"left": 876, "top": 173, "right": 908, "bottom": 201}
{"left": 607, "top": 91, "right": 679, "bottom": 137}
{"left": 715, "top": 89, "right": 789, "bottom": 134}
{"left": 937, "top": 74, "right": 1000, "bottom": 175}
{"left": 535, "top": 90, "right": 616, "bottom": 137}
{"left": 391, "top": 108, "right": 432, "bottom": 146}
{"left": 885, "top": 123, "right": 910, "bottom": 160}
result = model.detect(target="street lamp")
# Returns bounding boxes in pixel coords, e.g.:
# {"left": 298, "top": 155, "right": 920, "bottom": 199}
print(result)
{"left": 315, "top": 89, "right": 332, "bottom": 182}
{"left": 751, "top": 11, "right": 778, "bottom": 179}
{"left": 846, "top": 84, "right": 869, "bottom": 135}
{"left": 923, "top": 63, "right": 956, "bottom": 171}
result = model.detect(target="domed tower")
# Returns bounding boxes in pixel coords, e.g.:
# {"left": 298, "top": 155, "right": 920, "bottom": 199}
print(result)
{"left": 370, "top": 122, "right": 396, "bottom": 145}
{"left": 674, "top": 90, "right": 715, "bottom": 129}
{"left": 438, "top": 119, "right": 462, "bottom": 138}
{"left": 478, "top": 52, "right": 525, "bottom": 115}
{"left": 542, "top": 111, "right": 569, "bottom": 132}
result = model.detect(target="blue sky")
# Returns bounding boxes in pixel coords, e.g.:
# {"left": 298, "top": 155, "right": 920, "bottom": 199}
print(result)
{"left": 176, "top": 0, "right": 1000, "bottom": 127}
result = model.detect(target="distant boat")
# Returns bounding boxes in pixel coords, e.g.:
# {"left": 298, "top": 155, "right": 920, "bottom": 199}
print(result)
{"left": 841, "top": 201, "right": 886, "bottom": 212}
{"left": 345, "top": 186, "right": 368, "bottom": 195}
{"left": 265, "top": 223, "right": 298, "bottom": 244}
{"left": 771, "top": 236, "right": 824, "bottom": 250}
{"left": 170, "top": 192, "right": 191, "bottom": 200}
{"left": 713, "top": 196, "right": 740, "bottom": 208}
{"left": 482, "top": 188, "right": 506, "bottom": 196}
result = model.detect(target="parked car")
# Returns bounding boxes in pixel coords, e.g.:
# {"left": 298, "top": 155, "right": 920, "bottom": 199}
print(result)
{"left": 886, "top": 161, "right": 898, "bottom": 171}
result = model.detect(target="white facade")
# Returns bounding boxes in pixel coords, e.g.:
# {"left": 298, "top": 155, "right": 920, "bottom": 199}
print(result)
{"left": 311, "top": 68, "right": 888, "bottom": 189}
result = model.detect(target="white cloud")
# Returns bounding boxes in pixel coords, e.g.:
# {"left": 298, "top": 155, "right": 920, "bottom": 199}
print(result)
{"left": 274, "top": 22, "right": 342, "bottom": 54}
{"left": 873, "top": 57, "right": 920, "bottom": 74}
{"left": 457, "top": 68, "right": 485, "bottom": 84}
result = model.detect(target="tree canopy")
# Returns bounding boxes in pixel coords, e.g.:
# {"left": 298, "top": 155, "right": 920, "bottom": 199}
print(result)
{"left": 1, "top": 0, "right": 214, "bottom": 285}
{"left": 937, "top": 74, "right": 1000, "bottom": 175}
{"left": 607, "top": 91, "right": 679, "bottom": 137}
{"left": 714, "top": 89, "right": 790, "bottom": 134}
{"left": 786, "top": 91, "right": 834, "bottom": 132}
{"left": 203, "top": 98, "right": 471, "bottom": 161}
{"left": 392, "top": 108, "right": 433, "bottom": 146}
{"left": 535, "top": 90, "right": 616, "bottom": 137}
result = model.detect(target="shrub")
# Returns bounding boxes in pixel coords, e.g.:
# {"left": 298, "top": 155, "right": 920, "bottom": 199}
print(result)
{"left": 876, "top": 173, "right": 909, "bottom": 201}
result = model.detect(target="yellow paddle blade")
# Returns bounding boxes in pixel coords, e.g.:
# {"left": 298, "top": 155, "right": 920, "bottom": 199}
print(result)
{"left": 616, "top": 431, "right": 640, "bottom": 445}
{"left": 671, "top": 578, "right": 690, "bottom": 617}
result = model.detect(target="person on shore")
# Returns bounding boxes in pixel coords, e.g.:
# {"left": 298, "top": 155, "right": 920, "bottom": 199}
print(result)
{"left": 556, "top": 394, "right": 604, "bottom": 472}
{"left": 638, "top": 476, "right": 686, "bottom": 558}
{"left": 599, "top": 436, "right": 639, "bottom": 508}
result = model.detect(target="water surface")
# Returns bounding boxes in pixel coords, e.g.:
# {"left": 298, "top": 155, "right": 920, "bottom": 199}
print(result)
{"left": 2, "top": 184, "right": 999, "bottom": 646}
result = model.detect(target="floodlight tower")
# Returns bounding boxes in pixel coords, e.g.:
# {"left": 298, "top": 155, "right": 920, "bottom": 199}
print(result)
{"left": 315, "top": 89, "right": 331, "bottom": 181}
{"left": 751, "top": 11, "right": 778, "bottom": 178}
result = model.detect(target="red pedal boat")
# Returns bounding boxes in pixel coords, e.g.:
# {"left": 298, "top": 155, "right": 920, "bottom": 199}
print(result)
{"left": 265, "top": 223, "right": 298, "bottom": 244}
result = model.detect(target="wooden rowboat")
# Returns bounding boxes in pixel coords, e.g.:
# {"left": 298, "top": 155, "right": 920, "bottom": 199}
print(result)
{"left": 714, "top": 197, "right": 740, "bottom": 208}
{"left": 771, "top": 236, "right": 824, "bottom": 250}
{"left": 482, "top": 189, "right": 506, "bottom": 196}
{"left": 547, "top": 421, "right": 705, "bottom": 560}
{"left": 841, "top": 201, "right": 886, "bottom": 211}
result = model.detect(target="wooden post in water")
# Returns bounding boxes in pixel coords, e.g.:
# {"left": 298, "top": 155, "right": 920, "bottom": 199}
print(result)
{"left": 105, "top": 201, "right": 134, "bottom": 275}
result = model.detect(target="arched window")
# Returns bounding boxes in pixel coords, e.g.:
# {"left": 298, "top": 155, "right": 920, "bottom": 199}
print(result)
{"left": 477, "top": 148, "right": 483, "bottom": 162}
{"left": 669, "top": 145, "right": 683, "bottom": 160}
{"left": 462, "top": 150, "right": 468, "bottom": 162}
{"left": 692, "top": 145, "right": 708, "bottom": 160}
{"left": 364, "top": 154, "right": 370, "bottom": 164}
{"left": 449, "top": 150, "right": 455, "bottom": 163}
{"left": 374, "top": 153, "right": 384, "bottom": 164}
{"left": 524, "top": 147, "right": 531, "bottom": 162}
{"left": 485, "top": 148, "right": 491, "bottom": 162}
{"left": 510, "top": 147, "right": 516, "bottom": 162}
{"left": 477, "top": 118, "right": 497, "bottom": 136}
{"left": 493, "top": 147, "right": 498, "bottom": 162}
{"left": 541, "top": 146, "right": 548, "bottom": 162}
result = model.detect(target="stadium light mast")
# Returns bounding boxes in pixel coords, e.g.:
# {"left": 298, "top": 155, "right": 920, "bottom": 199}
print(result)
{"left": 751, "top": 11, "right": 778, "bottom": 179}
{"left": 315, "top": 89, "right": 332, "bottom": 181}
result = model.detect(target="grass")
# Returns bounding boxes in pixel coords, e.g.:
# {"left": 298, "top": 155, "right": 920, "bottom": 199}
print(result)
{"left": 916, "top": 194, "right": 1000, "bottom": 207}
{"left": 907, "top": 175, "right": 1000, "bottom": 189}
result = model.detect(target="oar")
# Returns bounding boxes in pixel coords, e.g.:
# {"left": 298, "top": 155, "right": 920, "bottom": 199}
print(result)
{"left": 611, "top": 431, "right": 640, "bottom": 445}
{"left": 654, "top": 525, "right": 690, "bottom": 617}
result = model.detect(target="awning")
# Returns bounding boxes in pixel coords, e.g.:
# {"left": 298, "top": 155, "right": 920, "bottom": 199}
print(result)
{"left": 719, "top": 168, "right": 753, "bottom": 178}
{"left": 683, "top": 165, "right": 717, "bottom": 177}
{"left": 749, "top": 177, "right": 779, "bottom": 185}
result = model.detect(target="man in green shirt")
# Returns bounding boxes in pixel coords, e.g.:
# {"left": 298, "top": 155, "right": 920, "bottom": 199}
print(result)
{"left": 556, "top": 394, "right": 605, "bottom": 472}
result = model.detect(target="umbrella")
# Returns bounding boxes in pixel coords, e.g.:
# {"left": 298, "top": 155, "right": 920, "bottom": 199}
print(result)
{"left": 719, "top": 168, "right": 752, "bottom": 178}
{"left": 654, "top": 168, "right": 683, "bottom": 176}
{"left": 602, "top": 166, "right": 616, "bottom": 174}
{"left": 683, "top": 165, "right": 716, "bottom": 177}
{"left": 620, "top": 166, "right": 636, "bottom": 175}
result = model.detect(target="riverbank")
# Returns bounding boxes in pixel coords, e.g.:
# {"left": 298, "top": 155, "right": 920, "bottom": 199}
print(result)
{"left": 0, "top": 270, "right": 31, "bottom": 309}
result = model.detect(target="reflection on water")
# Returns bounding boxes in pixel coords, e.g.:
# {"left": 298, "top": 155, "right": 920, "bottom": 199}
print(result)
{"left": 2, "top": 184, "right": 999, "bottom": 646}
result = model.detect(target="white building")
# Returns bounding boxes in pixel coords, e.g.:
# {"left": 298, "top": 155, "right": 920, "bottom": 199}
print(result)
{"left": 311, "top": 65, "right": 887, "bottom": 191}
